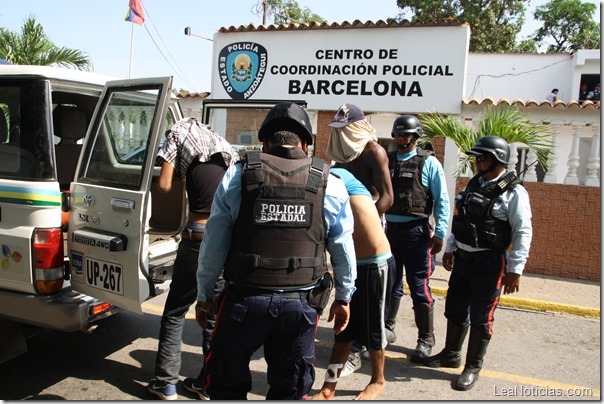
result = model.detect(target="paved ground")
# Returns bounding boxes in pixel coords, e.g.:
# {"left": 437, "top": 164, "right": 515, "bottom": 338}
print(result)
{"left": 430, "top": 265, "right": 600, "bottom": 317}
{"left": 0, "top": 268, "right": 598, "bottom": 401}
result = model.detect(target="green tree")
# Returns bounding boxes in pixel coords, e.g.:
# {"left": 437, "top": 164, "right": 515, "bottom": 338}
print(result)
{"left": 418, "top": 106, "right": 553, "bottom": 180}
{"left": 395, "top": 0, "right": 528, "bottom": 52}
{"left": 0, "top": 16, "right": 92, "bottom": 70}
{"left": 512, "top": 38, "right": 539, "bottom": 53}
{"left": 532, "top": 0, "right": 600, "bottom": 53}
{"left": 263, "top": 0, "right": 326, "bottom": 24}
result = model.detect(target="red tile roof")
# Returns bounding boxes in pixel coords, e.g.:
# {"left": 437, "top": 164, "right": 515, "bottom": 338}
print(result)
{"left": 217, "top": 19, "right": 467, "bottom": 33}
{"left": 463, "top": 97, "right": 600, "bottom": 109}
{"left": 175, "top": 92, "right": 210, "bottom": 99}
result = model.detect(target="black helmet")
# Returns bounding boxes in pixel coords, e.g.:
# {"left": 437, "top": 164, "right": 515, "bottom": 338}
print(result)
{"left": 258, "top": 102, "right": 313, "bottom": 145}
{"left": 391, "top": 115, "right": 424, "bottom": 138}
{"left": 467, "top": 135, "right": 511, "bottom": 165}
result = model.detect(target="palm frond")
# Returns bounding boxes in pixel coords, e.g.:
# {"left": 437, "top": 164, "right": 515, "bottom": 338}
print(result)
{"left": 476, "top": 107, "right": 553, "bottom": 170}
{"left": 417, "top": 106, "right": 554, "bottom": 180}
{"left": 0, "top": 16, "right": 92, "bottom": 70}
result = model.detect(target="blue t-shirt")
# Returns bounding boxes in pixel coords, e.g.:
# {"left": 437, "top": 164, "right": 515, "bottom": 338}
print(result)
{"left": 330, "top": 167, "right": 372, "bottom": 197}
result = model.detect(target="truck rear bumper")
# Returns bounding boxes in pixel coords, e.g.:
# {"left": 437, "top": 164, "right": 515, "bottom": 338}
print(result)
{"left": 0, "top": 288, "right": 117, "bottom": 332}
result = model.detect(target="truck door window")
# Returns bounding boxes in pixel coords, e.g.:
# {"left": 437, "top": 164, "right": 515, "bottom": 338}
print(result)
{"left": 0, "top": 81, "right": 54, "bottom": 180}
{"left": 77, "top": 87, "right": 165, "bottom": 190}
{"left": 207, "top": 106, "right": 266, "bottom": 156}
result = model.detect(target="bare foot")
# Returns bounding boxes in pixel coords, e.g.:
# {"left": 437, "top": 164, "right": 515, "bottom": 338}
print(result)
{"left": 311, "top": 389, "right": 335, "bottom": 400}
{"left": 353, "top": 380, "right": 386, "bottom": 400}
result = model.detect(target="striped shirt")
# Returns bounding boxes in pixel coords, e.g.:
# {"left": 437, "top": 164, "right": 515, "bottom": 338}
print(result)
{"left": 157, "top": 117, "right": 239, "bottom": 177}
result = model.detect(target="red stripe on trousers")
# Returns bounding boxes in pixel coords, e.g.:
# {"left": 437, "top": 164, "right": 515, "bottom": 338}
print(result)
{"left": 423, "top": 222, "right": 434, "bottom": 305}
{"left": 202, "top": 288, "right": 231, "bottom": 393}
{"left": 487, "top": 254, "right": 506, "bottom": 335}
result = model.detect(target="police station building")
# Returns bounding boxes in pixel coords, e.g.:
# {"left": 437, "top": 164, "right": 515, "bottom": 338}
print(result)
{"left": 195, "top": 19, "right": 600, "bottom": 281}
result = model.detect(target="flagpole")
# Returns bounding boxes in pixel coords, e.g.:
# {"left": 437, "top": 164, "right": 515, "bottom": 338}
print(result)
{"left": 129, "top": 23, "right": 134, "bottom": 78}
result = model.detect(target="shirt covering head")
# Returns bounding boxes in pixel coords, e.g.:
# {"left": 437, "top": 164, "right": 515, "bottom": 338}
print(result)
{"left": 157, "top": 117, "right": 239, "bottom": 178}
{"left": 326, "top": 103, "right": 377, "bottom": 163}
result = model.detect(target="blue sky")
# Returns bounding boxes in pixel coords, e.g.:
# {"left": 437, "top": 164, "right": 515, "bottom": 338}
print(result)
{"left": 0, "top": 0, "right": 600, "bottom": 92}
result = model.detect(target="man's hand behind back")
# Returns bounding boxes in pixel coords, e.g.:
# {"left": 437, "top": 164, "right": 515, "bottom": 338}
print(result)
{"left": 327, "top": 300, "right": 350, "bottom": 335}
{"left": 195, "top": 299, "right": 214, "bottom": 330}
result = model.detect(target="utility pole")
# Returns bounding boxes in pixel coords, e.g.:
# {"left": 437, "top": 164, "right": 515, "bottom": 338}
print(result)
{"left": 263, "top": 0, "right": 268, "bottom": 25}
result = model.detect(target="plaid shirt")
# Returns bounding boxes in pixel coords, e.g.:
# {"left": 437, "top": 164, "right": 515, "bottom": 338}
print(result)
{"left": 157, "top": 117, "right": 239, "bottom": 177}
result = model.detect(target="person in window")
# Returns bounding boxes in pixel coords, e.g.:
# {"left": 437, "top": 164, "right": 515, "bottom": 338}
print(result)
{"left": 587, "top": 83, "right": 600, "bottom": 102}
{"left": 578, "top": 84, "right": 590, "bottom": 103}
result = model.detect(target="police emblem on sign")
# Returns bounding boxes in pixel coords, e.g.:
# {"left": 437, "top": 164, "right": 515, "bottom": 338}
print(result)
{"left": 218, "top": 42, "right": 268, "bottom": 100}
{"left": 254, "top": 199, "right": 312, "bottom": 227}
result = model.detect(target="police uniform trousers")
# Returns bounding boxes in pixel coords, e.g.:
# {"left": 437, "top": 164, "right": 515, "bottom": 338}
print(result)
{"left": 386, "top": 219, "right": 435, "bottom": 308}
{"left": 203, "top": 286, "right": 318, "bottom": 400}
{"left": 445, "top": 249, "right": 507, "bottom": 336}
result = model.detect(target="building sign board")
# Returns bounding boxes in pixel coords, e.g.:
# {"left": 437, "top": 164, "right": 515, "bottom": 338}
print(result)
{"left": 211, "top": 25, "right": 469, "bottom": 113}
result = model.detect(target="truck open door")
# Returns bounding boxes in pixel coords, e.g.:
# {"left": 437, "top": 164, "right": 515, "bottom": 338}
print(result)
{"left": 67, "top": 77, "right": 177, "bottom": 314}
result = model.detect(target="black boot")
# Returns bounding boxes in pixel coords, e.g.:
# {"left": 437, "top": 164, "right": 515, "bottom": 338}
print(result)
{"left": 455, "top": 327, "right": 491, "bottom": 391}
{"left": 411, "top": 303, "right": 435, "bottom": 363}
{"left": 385, "top": 295, "right": 401, "bottom": 344}
{"left": 423, "top": 321, "right": 469, "bottom": 368}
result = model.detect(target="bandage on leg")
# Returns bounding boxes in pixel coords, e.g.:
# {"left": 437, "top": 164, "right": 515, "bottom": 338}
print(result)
{"left": 325, "top": 363, "right": 344, "bottom": 383}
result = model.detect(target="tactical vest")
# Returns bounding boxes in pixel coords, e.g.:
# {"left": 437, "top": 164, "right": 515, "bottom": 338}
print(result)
{"left": 224, "top": 150, "right": 329, "bottom": 290}
{"left": 386, "top": 148, "right": 433, "bottom": 218}
{"left": 451, "top": 171, "right": 522, "bottom": 251}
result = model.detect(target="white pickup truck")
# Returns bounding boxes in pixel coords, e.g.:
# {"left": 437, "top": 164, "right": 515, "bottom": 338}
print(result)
{"left": 0, "top": 66, "right": 185, "bottom": 363}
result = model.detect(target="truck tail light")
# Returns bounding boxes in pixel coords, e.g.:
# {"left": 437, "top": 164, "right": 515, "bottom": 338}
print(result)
{"left": 90, "top": 302, "right": 111, "bottom": 316}
{"left": 33, "top": 228, "right": 64, "bottom": 294}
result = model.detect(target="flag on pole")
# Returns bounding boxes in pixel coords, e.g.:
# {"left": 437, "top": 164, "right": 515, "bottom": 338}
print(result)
{"left": 125, "top": 0, "right": 145, "bottom": 25}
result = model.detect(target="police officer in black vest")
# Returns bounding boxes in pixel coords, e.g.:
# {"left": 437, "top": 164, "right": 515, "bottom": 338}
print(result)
{"left": 384, "top": 115, "right": 450, "bottom": 363}
{"left": 193, "top": 102, "right": 357, "bottom": 400}
{"left": 423, "top": 136, "right": 533, "bottom": 391}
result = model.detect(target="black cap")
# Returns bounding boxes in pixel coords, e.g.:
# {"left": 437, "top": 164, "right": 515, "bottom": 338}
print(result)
{"left": 258, "top": 102, "right": 313, "bottom": 145}
{"left": 327, "top": 103, "right": 365, "bottom": 128}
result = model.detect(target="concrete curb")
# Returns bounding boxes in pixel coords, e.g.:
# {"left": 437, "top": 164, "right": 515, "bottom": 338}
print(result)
{"left": 428, "top": 286, "right": 600, "bottom": 319}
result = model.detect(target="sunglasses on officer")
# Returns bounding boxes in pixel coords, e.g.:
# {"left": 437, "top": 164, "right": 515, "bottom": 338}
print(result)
{"left": 474, "top": 154, "right": 489, "bottom": 163}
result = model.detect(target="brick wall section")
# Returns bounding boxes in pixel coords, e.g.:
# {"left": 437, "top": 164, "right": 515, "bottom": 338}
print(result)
{"left": 525, "top": 182, "right": 600, "bottom": 281}
{"left": 430, "top": 136, "right": 445, "bottom": 165}
{"left": 456, "top": 179, "right": 601, "bottom": 281}
{"left": 315, "top": 110, "right": 333, "bottom": 162}
{"left": 225, "top": 109, "right": 266, "bottom": 145}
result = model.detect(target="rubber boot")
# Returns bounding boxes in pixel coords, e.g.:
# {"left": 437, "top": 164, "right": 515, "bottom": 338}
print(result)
{"left": 385, "top": 295, "right": 402, "bottom": 344}
{"left": 411, "top": 303, "right": 435, "bottom": 363}
{"left": 423, "top": 321, "right": 469, "bottom": 368}
{"left": 455, "top": 327, "right": 491, "bottom": 391}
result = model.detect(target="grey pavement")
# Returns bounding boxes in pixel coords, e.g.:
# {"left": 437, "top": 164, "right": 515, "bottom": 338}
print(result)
{"left": 429, "top": 264, "right": 600, "bottom": 318}
{"left": 5, "top": 264, "right": 595, "bottom": 400}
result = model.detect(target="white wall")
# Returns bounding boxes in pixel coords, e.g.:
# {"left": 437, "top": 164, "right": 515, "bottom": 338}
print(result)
{"left": 177, "top": 97, "right": 204, "bottom": 121}
{"left": 466, "top": 53, "right": 574, "bottom": 103}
